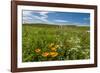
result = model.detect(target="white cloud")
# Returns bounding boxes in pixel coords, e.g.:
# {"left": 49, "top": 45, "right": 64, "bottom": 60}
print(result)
{"left": 39, "top": 12, "right": 49, "bottom": 15}
{"left": 38, "top": 11, "right": 55, "bottom": 24}
{"left": 23, "top": 11, "right": 51, "bottom": 24}
{"left": 33, "top": 15, "right": 48, "bottom": 22}
{"left": 37, "top": 11, "right": 51, "bottom": 23}
{"left": 22, "top": 11, "right": 33, "bottom": 17}
{"left": 22, "top": 11, "right": 33, "bottom": 23}
{"left": 39, "top": 12, "right": 49, "bottom": 19}
{"left": 23, "top": 16, "right": 33, "bottom": 20}
{"left": 84, "top": 17, "right": 90, "bottom": 21}
{"left": 54, "top": 19, "right": 69, "bottom": 23}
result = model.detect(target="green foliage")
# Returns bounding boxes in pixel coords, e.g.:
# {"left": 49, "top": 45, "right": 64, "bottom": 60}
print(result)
{"left": 22, "top": 24, "right": 90, "bottom": 62}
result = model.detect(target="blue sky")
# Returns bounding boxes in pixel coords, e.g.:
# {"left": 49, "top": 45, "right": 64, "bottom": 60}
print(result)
{"left": 22, "top": 10, "right": 90, "bottom": 26}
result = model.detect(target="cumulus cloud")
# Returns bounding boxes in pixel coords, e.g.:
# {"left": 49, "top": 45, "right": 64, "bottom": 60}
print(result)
{"left": 22, "top": 11, "right": 53, "bottom": 24}
{"left": 39, "top": 12, "right": 49, "bottom": 19}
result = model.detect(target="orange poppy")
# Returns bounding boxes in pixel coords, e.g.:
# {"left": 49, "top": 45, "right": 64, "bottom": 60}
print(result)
{"left": 35, "top": 48, "right": 41, "bottom": 53}
{"left": 42, "top": 52, "right": 49, "bottom": 57}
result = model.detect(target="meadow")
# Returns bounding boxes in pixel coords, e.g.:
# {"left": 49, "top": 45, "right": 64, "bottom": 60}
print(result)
{"left": 22, "top": 23, "right": 90, "bottom": 62}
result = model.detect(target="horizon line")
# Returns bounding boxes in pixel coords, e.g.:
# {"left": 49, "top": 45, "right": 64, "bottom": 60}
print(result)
{"left": 23, "top": 23, "right": 90, "bottom": 27}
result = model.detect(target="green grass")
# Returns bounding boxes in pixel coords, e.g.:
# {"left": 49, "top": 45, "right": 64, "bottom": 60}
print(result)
{"left": 22, "top": 23, "right": 90, "bottom": 62}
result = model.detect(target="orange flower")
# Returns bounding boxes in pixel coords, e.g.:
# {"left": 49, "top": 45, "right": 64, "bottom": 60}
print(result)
{"left": 42, "top": 52, "right": 49, "bottom": 57}
{"left": 35, "top": 48, "right": 41, "bottom": 53}
{"left": 49, "top": 52, "right": 58, "bottom": 57}
{"left": 51, "top": 47, "right": 57, "bottom": 51}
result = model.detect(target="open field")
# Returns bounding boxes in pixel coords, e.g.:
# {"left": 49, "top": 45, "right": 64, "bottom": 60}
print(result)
{"left": 22, "top": 23, "right": 90, "bottom": 62}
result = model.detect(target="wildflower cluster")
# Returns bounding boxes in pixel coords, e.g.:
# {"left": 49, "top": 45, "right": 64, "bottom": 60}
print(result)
{"left": 34, "top": 43, "right": 60, "bottom": 59}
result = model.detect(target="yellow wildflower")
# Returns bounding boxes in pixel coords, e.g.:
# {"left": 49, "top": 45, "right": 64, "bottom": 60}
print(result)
{"left": 42, "top": 52, "right": 49, "bottom": 57}
{"left": 51, "top": 47, "right": 57, "bottom": 51}
{"left": 49, "top": 52, "right": 58, "bottom": 57}
{"left": 55, "top": 45, "right": 60, "bottom": 48}
{"left": 35, "top": 48, "right": 41, "bottom": 53}
{"left": 49, "top": 43, "right": 54, "bottom": 48}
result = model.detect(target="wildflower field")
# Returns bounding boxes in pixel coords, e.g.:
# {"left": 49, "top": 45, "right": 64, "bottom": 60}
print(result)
{"left": 22, "top": 24, "right": 90, "bottom": 62}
